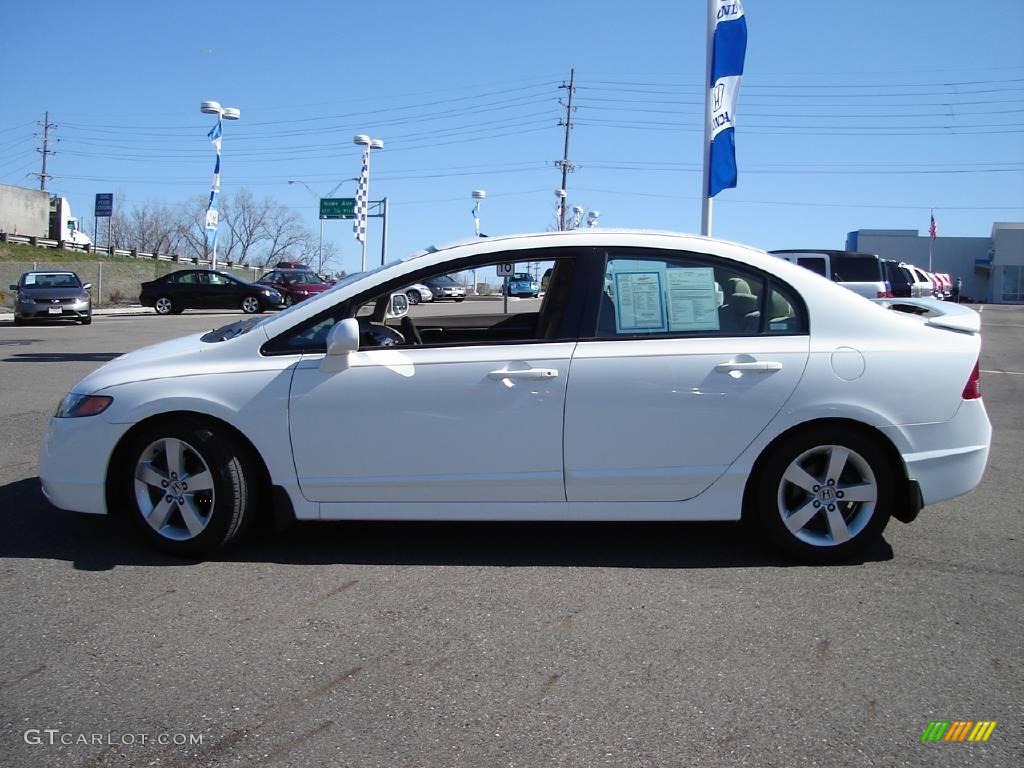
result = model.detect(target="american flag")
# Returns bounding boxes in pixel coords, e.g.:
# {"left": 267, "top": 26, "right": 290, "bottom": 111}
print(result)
{"left": 353, "top": 147, "right": 369, "bottom": 244}
{"left": 929, "top": 212, "right": 937, "bottom": 240}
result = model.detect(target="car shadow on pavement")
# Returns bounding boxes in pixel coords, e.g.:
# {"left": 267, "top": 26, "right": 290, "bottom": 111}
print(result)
{"left": 2, "top": 351, "right": 125, "bottom": 363}
{"left": 0, "top": 477, "right": 895, "bottom": 571}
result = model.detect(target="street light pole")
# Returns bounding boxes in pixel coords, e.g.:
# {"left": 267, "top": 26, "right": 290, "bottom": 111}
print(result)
{"left": 200, "top": 100, "right": 240, "bottom": 271}
{"left": 353, "top": 134, "right": 383, "bottom": 273}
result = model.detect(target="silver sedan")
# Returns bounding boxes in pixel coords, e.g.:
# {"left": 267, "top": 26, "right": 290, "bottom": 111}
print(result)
{"left": 11, "top": 270, "right": 92, "bottom": 325}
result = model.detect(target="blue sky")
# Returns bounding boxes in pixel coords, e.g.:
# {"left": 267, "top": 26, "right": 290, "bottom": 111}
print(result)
{"left": 1, "top": 0, "right": 1022, "bottom": 276}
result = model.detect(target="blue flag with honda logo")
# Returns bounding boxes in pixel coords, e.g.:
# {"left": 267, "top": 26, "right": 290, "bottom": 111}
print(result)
{"left": 708, "top": 0, "right": 747, "bottom": 197}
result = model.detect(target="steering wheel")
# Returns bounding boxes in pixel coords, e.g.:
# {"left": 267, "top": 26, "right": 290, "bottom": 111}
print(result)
{"left": 357, "top": 318, "right": 405, "bottom": 347}
{"left": 400, "top": 315, "right": 423, "bottom": 345}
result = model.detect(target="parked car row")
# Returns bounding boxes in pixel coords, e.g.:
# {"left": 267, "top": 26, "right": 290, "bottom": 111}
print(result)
{"left": 771, "top": 250, "right": 959, "bottom": 302}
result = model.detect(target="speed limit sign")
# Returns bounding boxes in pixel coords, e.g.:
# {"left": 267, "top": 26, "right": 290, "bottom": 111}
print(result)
{"left": 496, "top": 263, "right": 515, "bottom": 277}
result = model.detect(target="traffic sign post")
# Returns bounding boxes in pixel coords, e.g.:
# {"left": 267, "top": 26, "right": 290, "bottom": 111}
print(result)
{"left": 319, "top": 197, "right": 356, "bottom": 220}
{"left": 497, "top": 263, "right": 515, "bottom": 314}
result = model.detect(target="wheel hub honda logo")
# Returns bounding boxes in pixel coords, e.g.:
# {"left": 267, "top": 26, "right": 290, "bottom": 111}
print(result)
{"left": 818, "top": 486, "right": 837, "bottom": 503}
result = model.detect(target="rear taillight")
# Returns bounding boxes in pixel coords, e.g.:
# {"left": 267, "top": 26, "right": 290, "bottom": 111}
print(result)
{"left": 877, "top": 281, "right": 893, "bottom": 299}
{"left": 962, "top": 360, "right": 981, "bottom": 400}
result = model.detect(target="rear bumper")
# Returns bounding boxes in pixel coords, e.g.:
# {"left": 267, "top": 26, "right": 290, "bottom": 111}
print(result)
{"left": 881, "top": 399, "right": 992, "bottom": 507}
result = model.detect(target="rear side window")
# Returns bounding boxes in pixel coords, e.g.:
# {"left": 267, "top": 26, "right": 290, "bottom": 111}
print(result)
{"left": 831, "top": 256, "right": 882, "bottom": 283}
{"left": 797, "top": 256, "right": 827, "bottom": 277}
{"left": 594, "top": 252, "right": 806, "bottom": 338}
{"left": 884, "top": 262, "right": 911, "bottom": 287}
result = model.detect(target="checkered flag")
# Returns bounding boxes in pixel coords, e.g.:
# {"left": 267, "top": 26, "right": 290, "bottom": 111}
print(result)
{"left": 353, "top": 147, "right": 369, "bottom": 243}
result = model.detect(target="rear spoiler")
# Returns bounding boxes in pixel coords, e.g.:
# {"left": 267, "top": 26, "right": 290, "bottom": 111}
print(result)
{"left": 871, "top": 297, "right": 981, "bottom": 335}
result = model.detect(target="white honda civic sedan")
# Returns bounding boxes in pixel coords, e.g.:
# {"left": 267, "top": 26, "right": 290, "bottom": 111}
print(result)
{"left": 39, "top": 231, "right": 991, "bottom": 562}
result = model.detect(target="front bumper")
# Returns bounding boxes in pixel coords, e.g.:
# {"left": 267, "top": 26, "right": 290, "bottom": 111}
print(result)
{"left": 16, "top": 299, "right": 91, "bottom": 320}
{"left": 39, "top": 414, "right": 131, "bottom": 515}
{"left": 881, "top": 398, "right": 992, "bottom": 507}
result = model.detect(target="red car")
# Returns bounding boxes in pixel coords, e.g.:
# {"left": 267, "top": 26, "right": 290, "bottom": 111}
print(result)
{"left": 256, "top": 267, "right": 332, "bottom": 306}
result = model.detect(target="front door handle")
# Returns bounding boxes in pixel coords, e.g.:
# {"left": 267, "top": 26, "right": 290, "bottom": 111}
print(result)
{"left": 488, "top": 368, "right": 559, "bottom": 381}
{"left": 715, "top": 361, "right": 783, "bottom": 373}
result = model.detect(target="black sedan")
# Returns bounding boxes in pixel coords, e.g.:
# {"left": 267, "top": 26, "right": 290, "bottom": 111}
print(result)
{"left": 140, "top": 270, "right": 285, "bottom": 315}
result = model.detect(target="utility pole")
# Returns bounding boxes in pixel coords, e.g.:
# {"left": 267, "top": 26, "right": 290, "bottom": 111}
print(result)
{"left": 32, "top": 111, "right": 57, "bottom": 191}
{"left": 556, "top": 68, "right": 576, "bottom": 231}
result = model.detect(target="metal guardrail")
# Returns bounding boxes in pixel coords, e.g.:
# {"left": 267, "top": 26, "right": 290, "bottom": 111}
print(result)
{"left": 0, "top": 232, "right": 260, "bottom": 276}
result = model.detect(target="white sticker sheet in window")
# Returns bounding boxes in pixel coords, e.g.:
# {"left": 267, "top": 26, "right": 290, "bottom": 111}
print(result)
{"left": 613, "top": 271, "right": 666, "bottom": 333}
{"left": 665, "top": 267, "right": 720, "bottom": 332}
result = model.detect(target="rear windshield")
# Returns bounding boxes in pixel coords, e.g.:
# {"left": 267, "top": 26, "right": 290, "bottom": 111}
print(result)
{"left": 831, "top": 256, "right": 882, "bottom": 283}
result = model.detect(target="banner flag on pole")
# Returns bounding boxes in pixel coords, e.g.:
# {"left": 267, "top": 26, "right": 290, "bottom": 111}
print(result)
{"left": 353, "top": 147, "right": 370, "bottom": 243}
{"left": 472, "top": 200, "right": 481, "bottom": 236}
{"left": 205, "top": 118, "right": 223, "bottom": 247}
{"left": 707, "top": 0, "right": 747, "bottom": 197}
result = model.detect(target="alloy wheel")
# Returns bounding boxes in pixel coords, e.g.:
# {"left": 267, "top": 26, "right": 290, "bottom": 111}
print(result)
{"left": 776, "top": 444, "right": 878, "bottom": 547}
{"left": 155, "top": 297, "right": 173, "bottom": 315}
{"left": 241, "top": 296, "right": 260, "bottom": 314}
{"left": 134, "top": 438, "right": 216, "bottom": 541}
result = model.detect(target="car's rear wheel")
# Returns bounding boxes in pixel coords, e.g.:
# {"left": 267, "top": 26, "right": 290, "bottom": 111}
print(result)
{"left": 405, "top": 290, "right": 420, "bottom": 305}
{"left": 117, "top": 420, "right": 254, "bottom": 555}
{"left": 751, "top": 427, "right": 893, "bottom": 563}
{"left": 241, "top": 296, "right": 261, "bottom": 314}
{"left": 154, "top": 296, "right": 174, "bottom": 315}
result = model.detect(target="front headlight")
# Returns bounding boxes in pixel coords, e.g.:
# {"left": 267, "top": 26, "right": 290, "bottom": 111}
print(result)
{"left": 55, "top": 393, "right": 113, "bottom": 418}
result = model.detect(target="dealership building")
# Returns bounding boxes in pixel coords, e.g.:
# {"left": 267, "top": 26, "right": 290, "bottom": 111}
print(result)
{"left": 845, "top": 223, "right": 1024, "bottom": 303}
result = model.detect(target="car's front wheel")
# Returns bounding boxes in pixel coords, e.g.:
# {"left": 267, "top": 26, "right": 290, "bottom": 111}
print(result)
{"left": 241, "top": 296, "right": 261, "bottom": 314}
{"left": 283, "top": 294, "right": 294, "bottom": 307}
{"left": 117, "top": 420, "right": 254, "bottom": 555}
{"left": 405, "top": 290, "right": 420, "bottom": 305}
{"left": 154, "top": 296, "right": 175, "bottom": 315}
{"left": 750, "top": 427, "right": 894, "bottom": 563}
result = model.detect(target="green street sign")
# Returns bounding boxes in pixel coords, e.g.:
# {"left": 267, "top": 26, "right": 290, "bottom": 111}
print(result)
{"left": 320, "top": 197, "right": 356, "bottom": 220}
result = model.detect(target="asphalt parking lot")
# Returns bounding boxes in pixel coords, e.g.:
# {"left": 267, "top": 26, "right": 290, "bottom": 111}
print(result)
{"left": 0, "top": 305, "right": 1021, "bottom": 768}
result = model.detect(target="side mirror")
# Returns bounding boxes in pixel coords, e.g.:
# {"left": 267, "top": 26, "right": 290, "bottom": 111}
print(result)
{"left": 386, "top": 292, "right": 409, "bottom": 319}
{"left": 325, "top": 317, "right": 360, "bottom": 356}
{"left": 8, "top": 284, "right": 17, "bottom": 291}
{"left": 82, "top": 283, "right": 92, "bottom": 290}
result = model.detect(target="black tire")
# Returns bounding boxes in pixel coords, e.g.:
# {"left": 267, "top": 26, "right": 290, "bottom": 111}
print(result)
{"left": 405, "top": 290, "right": 420, "bottom": 305}
{"left": 80, "top": 314, "right": 92, "bottom": 325}
{"left": 13, "top": 316, "right": 25, "bottom": 326}
{"left": 154, "top": 296, "right": 175, "bottom": 316}
{"left": 454, "top": 297, "right": 465, "bottom": 303}
{"left": 114, "top": 418, "right": 255, "bottom": 556}
{"left": 749, "top": 426, "right": 894, "bottom": 564}
{"left": 241, "top": 295, "right": 261, "bottom": 314}
{"left": 283, "top": 294, "right": 294, "bottom": 307}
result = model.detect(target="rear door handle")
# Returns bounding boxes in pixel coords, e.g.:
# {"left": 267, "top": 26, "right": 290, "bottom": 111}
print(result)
{"left": 488, "top": 368, "right": 559, "bottom": 381}
{"left": 715, "top": 361, "right": 783, "bottom": 373}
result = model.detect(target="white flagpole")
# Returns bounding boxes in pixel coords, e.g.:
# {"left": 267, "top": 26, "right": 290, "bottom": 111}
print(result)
{"left": 928, "top": 208, "right": 934, "bottom": 272}
{"left": 700, "top": 0, "right": 715, "bottom": 237}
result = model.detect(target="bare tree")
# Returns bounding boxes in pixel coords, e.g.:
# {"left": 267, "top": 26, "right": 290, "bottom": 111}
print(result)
{"left": 220, "top": 188, "right": 269, "bottom": 263}
{"left": 258, "top": 203, "right": 309, "bottom": 267}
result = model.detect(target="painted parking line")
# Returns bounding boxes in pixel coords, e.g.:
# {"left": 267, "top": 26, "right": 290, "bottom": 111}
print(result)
{"left": 981, "top": 370, "right": 1024, "bottom": 376}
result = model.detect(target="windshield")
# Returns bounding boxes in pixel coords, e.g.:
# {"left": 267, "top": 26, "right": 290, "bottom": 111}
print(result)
{"left": 279, "top": 269, "right": 322, "bottom": 284}
{"left": 23, "top": 272, "right": 80, "bottom": 288}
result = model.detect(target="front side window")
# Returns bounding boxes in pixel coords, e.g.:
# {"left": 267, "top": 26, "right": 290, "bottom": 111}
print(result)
{"left": 594, "top": 252, "right": 805, "bottom": 338}
{"left": 264, "top": 252, "right": 579, "bottom": 355}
